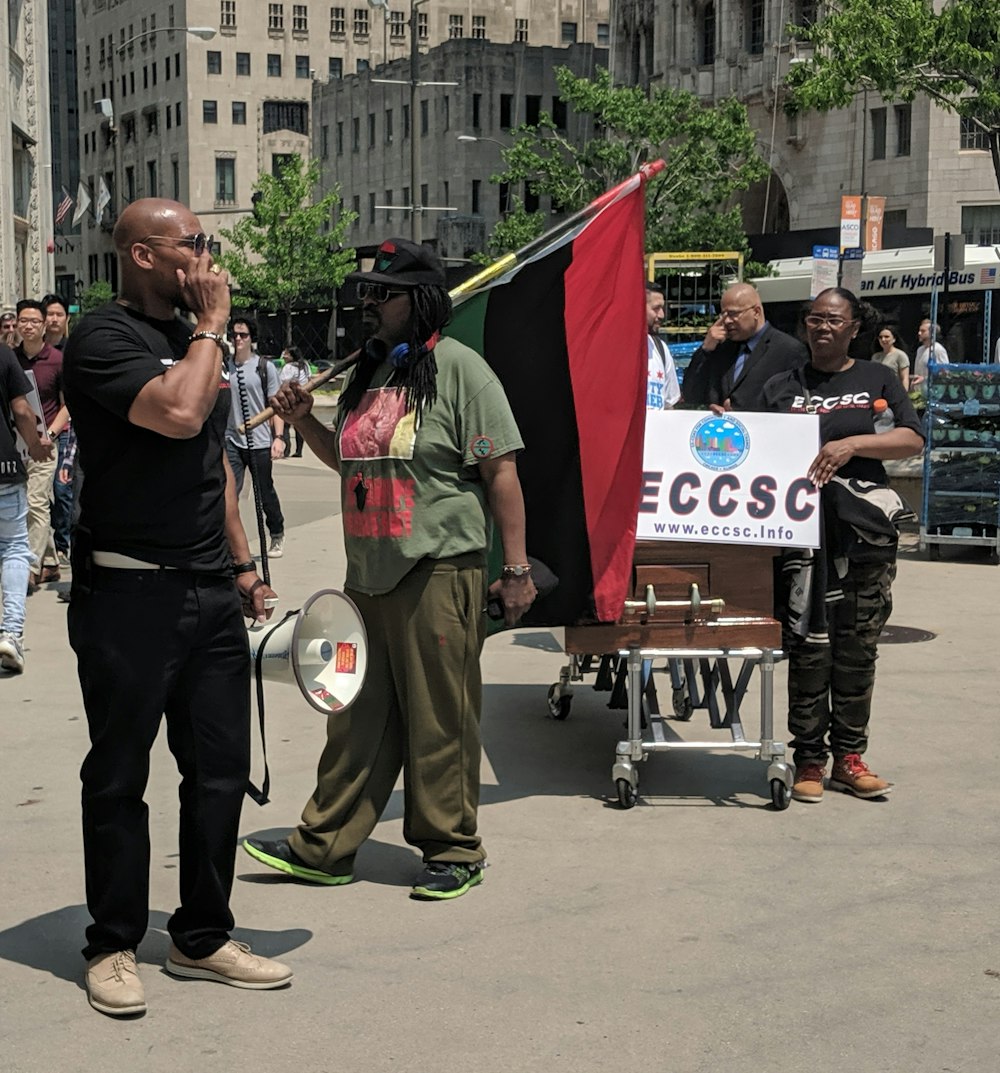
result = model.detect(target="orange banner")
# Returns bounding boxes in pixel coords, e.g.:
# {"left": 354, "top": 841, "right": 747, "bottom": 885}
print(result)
{"left": 865, "top": 196, "right": 886, "bottom": 252}
{"left": 839, "top": 195, "right": 863, "bottom": 251}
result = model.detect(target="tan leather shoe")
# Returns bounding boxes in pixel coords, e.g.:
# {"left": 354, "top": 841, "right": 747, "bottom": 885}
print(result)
{"left": 791, "top": 761, "right": 826, "bottom": 803}
{"left": 86, "top": 950, "right": 146, "bottom": 1016}
{"left": 165, "top": 941, "right": 293, "bottom": 989}
{"left": 829, "top": 754, "right": 892, "bottom": 798}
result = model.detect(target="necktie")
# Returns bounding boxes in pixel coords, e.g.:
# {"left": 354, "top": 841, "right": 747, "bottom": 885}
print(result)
{"left": 733, "top": 344, "right": 751, "bottom": 381}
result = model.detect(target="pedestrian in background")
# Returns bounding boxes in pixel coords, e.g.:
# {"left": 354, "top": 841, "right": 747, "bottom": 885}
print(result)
{"left": 42, "top": 295, "right": 74, "bottom": 566}
{"left": 871, "top": 326, "right": 910, "bottom": 391}
{"left": 278, "top": 346, "right": 311, "bottom": 457}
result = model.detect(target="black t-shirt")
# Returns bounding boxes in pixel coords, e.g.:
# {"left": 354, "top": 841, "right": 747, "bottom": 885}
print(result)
{"left": 762, "top": 359, "right": 923, "bottom": 483}
{"left": 0, "top": 345, "right": 32, "bottom": 487}
{"left": 63, "top": 302, "right": 232, "bottom": 570}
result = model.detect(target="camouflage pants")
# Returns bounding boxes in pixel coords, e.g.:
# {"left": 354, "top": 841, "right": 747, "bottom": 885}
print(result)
{"left": 783, "top": 561, "right": 896, "bottom": 766}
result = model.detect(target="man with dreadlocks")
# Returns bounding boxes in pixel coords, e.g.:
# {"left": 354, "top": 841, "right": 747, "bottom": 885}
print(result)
{"left": 246, "top": 238, "right": 536, "bottom": 900}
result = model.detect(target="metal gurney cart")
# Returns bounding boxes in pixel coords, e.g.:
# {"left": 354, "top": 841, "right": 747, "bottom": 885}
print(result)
{"left": 548, "top": 541, "right": 792, "bottom": 810}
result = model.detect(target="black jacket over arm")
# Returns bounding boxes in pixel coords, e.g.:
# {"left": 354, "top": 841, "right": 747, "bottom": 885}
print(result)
{"left": 682, "top": 325, "right": 809, "bottom": 413}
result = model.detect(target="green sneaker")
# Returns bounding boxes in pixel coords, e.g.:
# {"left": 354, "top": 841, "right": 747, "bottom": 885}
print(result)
{"left": 410, "top": 861, "right": 485, "bottom": 901}
{"left": 242, "top": 837, "right": 352, "bottom": 886}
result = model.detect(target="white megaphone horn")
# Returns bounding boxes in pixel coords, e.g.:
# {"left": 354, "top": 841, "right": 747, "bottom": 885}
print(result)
{"left": 247, "top": 589, "right": 368, "bottom": 713}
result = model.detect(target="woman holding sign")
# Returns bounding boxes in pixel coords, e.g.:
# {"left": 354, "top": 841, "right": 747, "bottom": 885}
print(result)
{"left": 762, "top": 288, "right": 923, "bottom": 804}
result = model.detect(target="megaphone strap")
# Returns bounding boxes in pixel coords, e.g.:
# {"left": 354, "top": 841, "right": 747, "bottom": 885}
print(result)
{"left": 245, "top": 607, "right": 296, "bottom": 806}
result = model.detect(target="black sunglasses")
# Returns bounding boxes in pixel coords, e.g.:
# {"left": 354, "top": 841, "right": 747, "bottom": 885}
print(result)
{"left": 232, "top": 331, "right": 250, "bottom": 339}
{"left": 140, "top": 232, "right": 213, "bottom": 256}
{"left": 357, "top": 282, "right": 409, "bottom": 303}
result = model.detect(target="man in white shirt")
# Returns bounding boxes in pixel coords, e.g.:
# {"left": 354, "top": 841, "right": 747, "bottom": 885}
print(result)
{"left": 913, "top": 318, "right": 949, "bottom": 386}
{"left": 645, "top": 284, "right": 680, "bottom": 410}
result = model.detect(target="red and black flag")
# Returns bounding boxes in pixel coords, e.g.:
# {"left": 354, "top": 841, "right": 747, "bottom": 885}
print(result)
{"left": 447, "top": 163, "right": 663, "bottom": 625}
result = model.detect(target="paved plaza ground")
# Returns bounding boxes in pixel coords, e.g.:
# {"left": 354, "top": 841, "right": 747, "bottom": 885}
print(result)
{"left": 1, "top": 452, "right": 997, "bottom": 1072}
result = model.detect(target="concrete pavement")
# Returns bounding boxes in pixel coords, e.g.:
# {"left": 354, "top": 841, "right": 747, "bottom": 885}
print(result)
{"left": 1, "top": 451, "right": 997, "bottom": 1072}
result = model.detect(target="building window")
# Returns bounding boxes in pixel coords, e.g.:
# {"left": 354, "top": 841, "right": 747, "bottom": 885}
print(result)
{"left": 172, "top": 159, "right": 180, "bottom": 200}
{"left": 472, "top": 179, "right": 481, "bottom": 214}
{"left": 232, "top": 101, "right": 247, "bottom": 124}
{"left": 293, "top": 4, "right": 308, "bottom": 31}
{"left": 233, "top": 51, "right": 250, "bottom": 76}
{"left": 203, "top": 100, "right": 218, "bottom": 124}
{"left": 176, "top": 102, "right": 182, "bottom": 126}
{"left": 166, "top": 107, "right": 172, "bottom": 129}
{"left": 403, "top": 103, "right": 410, "bottom": 138}
{"left": 525, "top": 95, "right": 541, "bottom": 125}
{"left": 152, "top": 62, "right": 158, "bottom": 85}
{"left": 147, "top": 160, "right": 158, "bottom": 196}
{"left": 417, "top": 11, "right": 427, "bottom": 39}
{"left": 448, "top": 14, "right": 463, "bottom": 38}
{"left": 402, "top": 185, "right": 410, "bottom": 211}
{"left": 384, "top": 188, "right": 392, "bottom": 222}
{"left": 262, "top": 100, "right": 309, "bottom": 133}
{"left": 267, "top": 53, "right": 282, "bottom": 76}
{"left": 472, "top": 93, "right": 481, "bottom": 129}
{"left": 420, "top": 99, "right": 428, "bottom": 135}
{"left": 514, "top": 18, "right": 528, "bottom": 43}
{"left": 125, "top": 165, "right": 135, "bottom": 202}
{"left": 145, "top": 109, "right": 159, "bottom": 134}
{"left": 552, "top": 97, "right": 567, "bottom": 130}
{"left": 385, "top": 108, "right": 393, "bottom": 142}
{"left": 420, "top": 183, "right": 428, "bottom": 210}
{"left": 961, "top": 117, "right": 990, "bottom": 152}
{"left": 596, "top": 22, "right": 610, "bottom": 47}
{"left": 269, "top": 3, "right": 284, "bottom": 31}
{"left": 296, "top": 54, "right": 310, "bottom": 77}
{"left": 322, "top": 124, "right": 329, "bottom": 158}
{"left": 746, "top": 0, "right": 765, "bottom": 55}
{"left": 472, "top": 15, "right": 486, "bottom": 39}
{"left": 871, "top": 108, "right": 887, "bottom": 160}
{"left": 524, "top": 181, "right": 539, "bottom": 213}
{"left": 368, "top": 192, "right": 376, "bottom": 224}
{"left": 330, "top": 6, "right": 346, "bottom": 35}
{"left": 390, "top": 11, "right": 404, "bottom": 39}
{"left": 796, "top": 0, "right": 818, "bottom": 25}
{"left": 175, "top": 53, "right": 181, "bottom": 77}
{"left": 336, "top": 120, "right": 343, "bottom": 154}
{"left": 357, "top": 58, "right": 370, "bottom": 73}
{"left": 442, "top": 95, "right": 450, "bottom": 130}
{"left": 443, "top": 180, "right": 449, "bottom": 208}
{"left": 221, "top": 0, "right": 237, "bottom": 29}
{"left": 368, "top": 112, "right": 376, "bottom": 146}
{"left": 962, "top": 205, "right": 1000, "bottom": 245}
{"left": 352, "top": 194, "right": 360, "bottom": 229}
{"left": 329, "top": 57, "right": 343, "bottom": 78}
{"left": 895, "top": 103, "right": 911, "bottom": 157}
{"left": 216, "top": 157, "right": 236, "bottom": 203}
{"left": 351, "top": 116, "right": 360, "bottom": 150}
{"left": 354, "top": 8, "right": 369, "bottom": 36}
{"left": 272, "top": 153, "right": 296, "bottom": 176}
{"left": 207, "top": 50, "right": 222, "bottom": 74}
{"left": 699, "top": 3, "right": 716, "bottom": 65}
{"left": 561, "top": 21, "right": 577, "bottom": 44}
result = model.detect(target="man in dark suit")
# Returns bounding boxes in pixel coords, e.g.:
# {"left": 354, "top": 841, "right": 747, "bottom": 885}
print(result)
{"left": 682, "top": 283, "right": 807, "bottom": 412}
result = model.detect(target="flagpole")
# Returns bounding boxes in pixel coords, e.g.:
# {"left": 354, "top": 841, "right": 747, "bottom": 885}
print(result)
{"left": 449, "top": 159, "right": 666, "bottom": 300}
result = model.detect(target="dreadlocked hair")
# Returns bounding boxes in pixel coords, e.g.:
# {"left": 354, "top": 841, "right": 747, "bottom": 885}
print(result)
{"left": 340, "top": 284, "right": 452, "bottom": 420}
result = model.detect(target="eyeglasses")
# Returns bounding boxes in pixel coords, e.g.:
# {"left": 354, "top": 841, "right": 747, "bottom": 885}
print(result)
{"left": 232, "top": 331, "right": 250, "bottom": 339}
{"left": 139, "top": 232, "right": 213, "bottom": 256}
{"left": 804, "top": 314, "right": 853, "bottom": 329}
{"left": 357, "top": 282, "right": 409, "bottom": 303}
{"left": 16, "top": 317, "right": 44, "bottom": 327}
{"left": 720, "top": 306, "right": 759, "bottom": 320}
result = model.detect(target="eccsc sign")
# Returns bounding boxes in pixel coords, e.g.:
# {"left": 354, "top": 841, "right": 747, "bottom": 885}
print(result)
{"left": 637, "top": 411, "right": 821, "bottom": 549}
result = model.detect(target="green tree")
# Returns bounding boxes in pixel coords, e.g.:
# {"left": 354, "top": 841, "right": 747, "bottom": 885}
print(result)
{"left": 218, "top": 155, "right": 357, "bottom": 347}
{"left": 784, "top": 0, "right": 1000, "bottom": 192}
{"left": 483, "top": 67, "right": 769, "bottom": 257}
{"left": 80, "top": 280, "right": 114, "bottom": 313}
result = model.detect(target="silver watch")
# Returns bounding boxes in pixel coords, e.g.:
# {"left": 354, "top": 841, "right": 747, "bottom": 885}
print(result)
{"left": 190, "top": 330, "right": 234, "bottom": 358}
{"left": 501, "top": 563, "right": 532, "bottom": 579}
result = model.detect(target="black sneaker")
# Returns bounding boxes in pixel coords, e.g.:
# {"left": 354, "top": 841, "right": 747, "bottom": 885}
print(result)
{"left": 242, "top": 837, "right": 353, "bottom": 886}
{"left": 410, "top": 861, "right": 485, "bottom": 901}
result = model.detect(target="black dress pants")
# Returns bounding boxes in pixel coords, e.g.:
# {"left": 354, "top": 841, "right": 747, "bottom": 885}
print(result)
{"left": 67, "top": 560, "right": 251, "bottom": 961}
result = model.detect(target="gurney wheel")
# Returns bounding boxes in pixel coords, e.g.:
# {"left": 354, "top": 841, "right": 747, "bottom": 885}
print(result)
{"left": 672, "top": 687, "right": 693, "bottom": 721}
{"left": 770, "top": 778, "right": 791, "bottom": 811}
{"left": 546, "top": 684, "right": 572, "bottom": 720}
{"left": 616, "top": 778, "right": 638, "bottom": 810}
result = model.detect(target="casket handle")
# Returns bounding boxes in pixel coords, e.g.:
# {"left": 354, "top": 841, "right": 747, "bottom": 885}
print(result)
{"left": 630, "top": 584, "right": 726, "bottom": 620}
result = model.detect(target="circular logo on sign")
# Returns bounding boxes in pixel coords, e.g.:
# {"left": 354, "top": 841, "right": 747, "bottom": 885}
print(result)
{"left": 471, "top": 436, "right": 494, "bottom": 459}
{"left": 689, "top": 415, "right": 750, "bottom": 471}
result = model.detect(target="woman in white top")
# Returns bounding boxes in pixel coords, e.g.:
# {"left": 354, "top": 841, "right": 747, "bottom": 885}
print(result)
{"left": 871, "top": 327, "right": 909, "bottom": 391}
{"left": 278, "top": 348, "right": 311, "bottom": 457}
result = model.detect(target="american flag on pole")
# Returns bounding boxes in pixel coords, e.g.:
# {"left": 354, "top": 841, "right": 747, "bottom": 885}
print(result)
{"left": 54, "top": 186, "right": 73, "bottom": 226}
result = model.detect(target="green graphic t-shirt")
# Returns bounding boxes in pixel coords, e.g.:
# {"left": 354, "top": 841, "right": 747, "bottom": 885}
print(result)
{"left": 335, "top": 336, "right": 523, "bottom": 595}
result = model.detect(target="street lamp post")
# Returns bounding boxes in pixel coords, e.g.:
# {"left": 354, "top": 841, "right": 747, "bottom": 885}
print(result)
{"left": 457, "top": 134, "right": 511, "bottom": 215}
{"left": 104, "top": 26, "right": 216, "bottom": 218}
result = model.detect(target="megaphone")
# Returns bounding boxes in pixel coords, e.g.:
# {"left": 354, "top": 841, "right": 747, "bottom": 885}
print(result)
{"left": 248, "top": 589, "right": 368, "bottom": 713}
